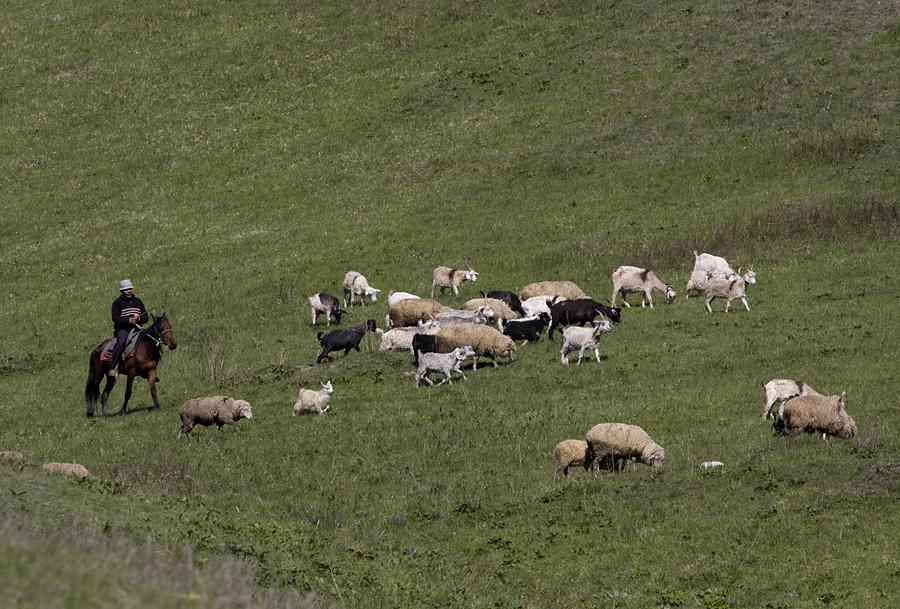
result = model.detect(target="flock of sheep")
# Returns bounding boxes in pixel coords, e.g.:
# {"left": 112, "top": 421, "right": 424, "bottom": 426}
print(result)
{"left": 178, "top": 254, "right": 858, "bottom": 477}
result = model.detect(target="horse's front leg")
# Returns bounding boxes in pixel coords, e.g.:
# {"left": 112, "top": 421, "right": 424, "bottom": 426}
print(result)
{"left": 147, "top": 369, "right": 160, "bottom": 411}
{"left": 116, "top": 375, "right": 135, "bottom": 415}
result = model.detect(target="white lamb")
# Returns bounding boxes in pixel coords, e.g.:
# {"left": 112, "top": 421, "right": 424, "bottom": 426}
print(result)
{"left": 762, "top": 379, "right": 822, "bottom": 420}
{"left": 415, "top": 346, "right": 476, "bottom": 387}
{"left": 342, "top": 271, "right": 381, "bottom": 306}
{"left": 560, "top": 319, "right": 613, "bottom": 364}
{"left": 293, "top": 381, "right": 334, "bottom": 415}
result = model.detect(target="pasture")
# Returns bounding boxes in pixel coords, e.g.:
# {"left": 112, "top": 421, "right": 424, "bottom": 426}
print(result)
{"left": 1, "top": 1, "right": 898, "bottom": 608}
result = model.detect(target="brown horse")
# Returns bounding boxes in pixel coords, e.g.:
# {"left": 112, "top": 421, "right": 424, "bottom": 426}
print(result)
{"left": 85, "top": 313, "right": 177, "bottom": 417}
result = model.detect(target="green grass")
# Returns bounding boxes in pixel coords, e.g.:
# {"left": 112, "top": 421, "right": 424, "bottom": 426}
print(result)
{"left": 1, "top": 1, "right": 898, "bottom": 607}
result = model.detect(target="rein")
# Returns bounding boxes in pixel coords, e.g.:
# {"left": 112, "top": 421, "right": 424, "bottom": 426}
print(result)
{"left": 138, "top": 322, "right": 171, "bottom": 348}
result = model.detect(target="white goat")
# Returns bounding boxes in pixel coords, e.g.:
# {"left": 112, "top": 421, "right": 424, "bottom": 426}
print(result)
{"left": 560, "top": 319, "right": 613, "bottom": 364}
{"left": 415, "top": 346, "right": 476, "bottom": 387}
{"left": 387, "top": 291, "right": 422, "bottom": 307}
{"left": 521, "top": 295, "right": 562, "bottom": 317}
{"left": 703, "top": 270, "right": 756, "bottom": 313}
{"left": 610, "top": 266, "right": 676, "bottom": 308}
{"left": 686, "top": 251, "right": 756, "bottom": 297}
{"left": 431, "top": 264, "right": 478, "bottom": 298}
{"left": 342, "top": 271, "right": 381, "bottom": 306}
{"left": 762, "top": 379, "right": 822, "bottom": 420}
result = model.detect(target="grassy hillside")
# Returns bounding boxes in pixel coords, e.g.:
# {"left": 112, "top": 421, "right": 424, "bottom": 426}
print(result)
{"left": 1, "top": 1, "right": 898, "bottom": 608}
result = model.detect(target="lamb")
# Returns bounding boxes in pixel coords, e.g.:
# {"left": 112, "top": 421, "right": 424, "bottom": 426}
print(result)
{"left": 308, "top": 292, "right": 344, "bottom": 326}
{"left": 775, "top": 392, "right": 856, "bottom": 440}
{"left": 465, "top": 297, "right": 520, "bottom": 322}
{"left": 342, "top": 271, "right": 381, "bottom": 306}
{"left": 482, "top": 290, "right": 526, "bottom": 317}
{"left": 378, "top": 321, "right": 441, "bottom": 353}
{"left": 42, "top": 462, "right": 91, "bottom": 478}
{"left": 387, "top": 291, "right": 422, "bottom": 307}
{"left": 293, "top": 381, "right": 334, "bottom": 415}
{"left": 431, "top": 264, "right": 478, "bottom": 298}
{"left": 585, "top": 423, "right": 666, "bottom": 471}
{"left": 501, "top": 312, "right": 551, "bottom": 344}
{"left": 762, "top": 379, "right": 823, "bottom": 420}
{"left": 415, "top": 346, "right": 476, "bottom": 387}
{"left": 554, "top": 439, "right": 592, "bottom": 477}
{"left": 316, "top": 319, "right": 377, "bottom": 363}
{"left": 435, "top": 305, "right": 495, "bottom": 326}
{"left": 520, "top": 280, "right": 589, "bottom": 301}
{"left": 179, "top": 395, "right": 253, "bottom": 437}
{"left": 560, "top": 319, "right": 613, "bottom": 364}
{"left": 388, "top": 298, "right": 448, "bottom": 328}
{"left": 433, "top": 324, "right": 518, "bottom": 370}
{"left": 521, "top": 295, "right": 562, "bottom": 317}
{"left": 703, "top": 271, "right": 757, "bottom": 313}
{"left": 547, "top": 298, "right": 621, "bottom": 340}
{"left": 0, "top": 450, "right": 25, "bottom": 463}
{"left": 610, "top": 266, "right": 676, "bottom": 308}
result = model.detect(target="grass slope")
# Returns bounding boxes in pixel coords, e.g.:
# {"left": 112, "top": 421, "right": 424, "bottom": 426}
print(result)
{"left": 1, "top": 2, "right": 898, "bottom": 608}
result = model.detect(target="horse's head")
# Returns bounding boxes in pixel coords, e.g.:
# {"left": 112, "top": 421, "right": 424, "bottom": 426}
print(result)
{"left": 152, "top": 313, "right": 177, "bottom": 350}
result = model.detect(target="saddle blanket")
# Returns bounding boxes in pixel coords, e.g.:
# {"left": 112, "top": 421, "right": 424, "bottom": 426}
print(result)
{"left": 99, "top": 329, "right": 141, "bottom": 361}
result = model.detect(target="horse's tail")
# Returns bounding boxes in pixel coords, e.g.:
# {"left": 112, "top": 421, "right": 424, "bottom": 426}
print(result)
{"left": 85, "top": 349, "right": 101, "bottom": 417}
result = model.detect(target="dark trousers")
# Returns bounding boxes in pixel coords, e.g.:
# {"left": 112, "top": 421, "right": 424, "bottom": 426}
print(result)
{"left": 110, "top": 328, "right": 131, "bottom": 364}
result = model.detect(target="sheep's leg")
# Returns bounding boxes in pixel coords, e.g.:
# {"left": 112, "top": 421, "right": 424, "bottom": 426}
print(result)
{"left": 725, "top": 298, "right": 732, "bottom": 313}
{"left": 763, "top": 398, "right": 776, "bottom": 420}
{"left": 646, "top": 290, "right": 653, "bottom": 308}
{"left": 456, "top": 364, "right": 467, "bottom": 382}
{"left": 311, "top": 309, "right": 317, "bottom": 325}
{"left": 704, "top": 297, "right": 713, "bottom": 314}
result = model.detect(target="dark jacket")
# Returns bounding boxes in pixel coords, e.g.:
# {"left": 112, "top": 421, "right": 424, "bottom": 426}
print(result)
{"left": 112, "top": 295, "right": 148, "bottom": 330}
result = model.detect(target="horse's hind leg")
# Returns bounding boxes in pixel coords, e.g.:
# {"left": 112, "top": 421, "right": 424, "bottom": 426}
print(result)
{"left": 147, "top": 369, "right": 159, "bottom": 411}
{"left": 116, "top": 375, "right": 135, "bottom": 416}
{"left": 100, "top": 374, "right": 117, "bottom": 417}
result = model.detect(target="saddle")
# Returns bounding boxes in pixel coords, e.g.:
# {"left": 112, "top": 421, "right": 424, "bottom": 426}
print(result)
{"left": 98, "top": 329, "right": 141, "bottom": 362}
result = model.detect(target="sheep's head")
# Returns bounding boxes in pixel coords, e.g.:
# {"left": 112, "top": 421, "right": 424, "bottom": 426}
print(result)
{"left": 321, "top": 381, "right": 334, "bottom": 395}
{"left": 233, "top": 399, "right": 252, "bottom": 421}
{"left": 832, "top": 391, "right": 857, "bottom": 438}
{"left": 502, "top": 339, "right": 519, "bottom": 362}
{"left": 480, "top": 305, "right": 495, "bottom": 319}
{"left": 647, "top": 446, "right": 666, "bottom": 469}
{"left": 664, "top": 286, "right": 677, "bottom": 303}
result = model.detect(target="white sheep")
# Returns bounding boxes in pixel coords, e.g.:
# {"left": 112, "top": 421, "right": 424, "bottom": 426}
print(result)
{"left": 387, "top": 291, "right": 422, "bottom": 307}
{"left": 434, "top": 324, "right": 518, "bottom": 370}
{"left": 388, "top": 298, "right": 449, "bottom": 328}
{"left": 521, "top": 295, "right": 562, "bottom": 317}
{"left": 554, "top": 439, "right": 592, "bottom": 477}
{"left": 342, "top": 271, "right": 381, "bottom": 306}
{"left": 463, "top": 298, "right": 520, "bottom": 322}
{"left": 520, "top": 281, "right": 588, "bottom": 301}
{"left": 293, "top": 381, "right": 334, "bottom": 415}
{"left": 431, "top": 264, "right": 478, "bottom": 298}
{"left": 560, "top": 319, "right": 613, "bottom": 364}
{"left": 585, "top": 423, "right": 666, "bottom": 471}
{"left": 610, "top": 265, "right": 677, "bottom": 308}
{"left": 179, "top": 395, "right": 253, "bottom": 437}
{"left": 762, "top": 379, "right": 822, "bottom": 420}
{"left": 777, "top": 392, "right": 856, "bottom": 440}
{"left": 415, "top": 346, "right": 476, "bottom": 387}
{"left": 703, "top": 270, "right": 757, "bottom": 313}
{"left": 378, "top": 321, "right": 441, "bottom": 353}
{"left": 43, "top": 462, "right": 91, "bottom": 478}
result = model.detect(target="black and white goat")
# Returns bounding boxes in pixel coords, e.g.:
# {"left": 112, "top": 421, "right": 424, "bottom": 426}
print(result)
{"left": 316, "top": 319, "right": 377, "bottom": 363}
{"left": 308, "top": 292, "right": 343, "bottom": 326}
{"left": 501, "top": 312, "right": 551, "bottom": 344}
{"left": 482, "top": 290, "right": 527, "bottom": 317}
{"left": 547, "top": 299, "right": 621, "bottom": 340}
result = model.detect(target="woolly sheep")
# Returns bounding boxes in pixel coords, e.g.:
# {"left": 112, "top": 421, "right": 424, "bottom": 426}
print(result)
{"left": 43, "top": 462, "right": 91, "bottom": 478}
{"left": 378, "top": 321, "right": 441, "bottom": 353}
{"left": 776, "top": 392, "right": 856, "bottom": 440}
{"left": 554, "top": 439, "right": 592, "bottom": 477}
{"left": 308, "top": 292, "right": 343, "bottom": 326}
{"left": 388, "top": 298, "right": 448, "bottom": 328}
{"left": 434, "top": 324, "right": 518, "bottom": 370}
{"left": 585, "top": 423, "right": 666, "bottom": 471}
{"left": 342, "top": 271, "right": 381, "bottom": 306}
{"left": 431, "top": 264, "right": 478, "bottom": 298}
{"left": 482, "top": 290, "right": 527, "bottom": 316}
{"left": 293, "top": 381, "right": 334, "bottom": 415}
{"left": 560, "top": 320, "right": 613, "bottom": 364}
{"left": 610, "top": 266, "right": 676, "bottom": 308}
{"left": 464, "top": 297, "right": 520, "bottom": 322}
{"left": 387, "top": 291, "right": 422, "bottom": 307}
{"left": 415, "top": 346, "right": 476, "bottom": 387}
{"left": 703, "top": 271, "right": 756, "bottom": 313}
{"left": 762, "top": 379, "right": 823, "bottom": 420}
{"left": 520, "top": 280, "right": 589, "bottom": 301}
{"left": 0, "top": 450, "right": 25, "bottom": 463}
{"left": 180, "top": 395, "right": 253, "bottom": 437}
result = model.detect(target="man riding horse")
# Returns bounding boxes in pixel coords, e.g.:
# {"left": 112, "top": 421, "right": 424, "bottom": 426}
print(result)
{"left": 110, "top": 279, "right": 148, "bottom": 370}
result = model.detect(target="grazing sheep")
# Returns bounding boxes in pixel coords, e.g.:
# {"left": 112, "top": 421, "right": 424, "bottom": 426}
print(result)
{"left": 776, "top": 392, "right": 856, "bottom": 440}
{"left": 435, "top": 305, "right": 495, "bottom": 326}
{"left": 482, "top": 290, "right": 527, "bottom": 317}
{"left": 387, "top": 291, "right": 422, "bottom": 307}
{"left": 560, "top": 320, "right": 614, "bottom": 364}
{"left": 762, "top": 379, "right": 823, "bottom": 420}
{"left": 342, "top": 271, "right": 381, "bottom": 306}
{"left": 610, "top": 266, "right": 676, "bottom": 308}
{"left": 308, "top": 292, "right": 344, "bottom": 326}
{"left": 431, "top": 264, "right": 478, "bottom": 298}
{"left": 465, "top": 297, "right": 520, "bottom": 322}
{"left": 412, "top": 332, "right": 439, "bottom": 365}
{"left": 501, "top": 312, "right": 551, "bottom": 344}
{"left": 378, "top": 321, "right": 441, "bottom": 353}
{"left": 520, "top": 281, "right": 589, "bottom": 301}
{"left": 43, "top": 462, "right": 91, "bottom": 478}
{"left": 434, "top": 324, "right": 518, "bottom": 370}
{"left": 547, "top": 299, "right": 621, "bottom": 340}
{"left": 703, "top": 271, "right": 756, "bottom": 313}
{"left": 521, "top": 295, "right": 563, "bottom": 318}
{"left": 388, "top": 298, "right": 448, "bottom": 328}
{"left": 0, "top": 450, "right": 25, "bottom": 463}
{"left": 316, "top": 319, "right": 377, "bottom": 363}
{"left": 585, "top": 423, "right": 666, "bottom": 471}
{"left": 293, "top": 381, "right": 334, "bottom": 415}
{"left": 179, "top": 395, "right": 253, "bottom": 437}
{"left": 554, "top": 439, "right": 592, "bottom": 477}
{"left": 415, "top": 346, "right": 476, "bottom": 387}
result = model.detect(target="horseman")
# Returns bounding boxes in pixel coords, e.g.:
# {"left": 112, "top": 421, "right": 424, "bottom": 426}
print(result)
{"left": 110, "top": 279, "right": 148, "bottom": 369}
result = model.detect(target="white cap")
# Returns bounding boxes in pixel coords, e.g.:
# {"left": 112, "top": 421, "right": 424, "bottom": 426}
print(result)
{"left": 119, "top": 279, "right": 134, "bottom": 291}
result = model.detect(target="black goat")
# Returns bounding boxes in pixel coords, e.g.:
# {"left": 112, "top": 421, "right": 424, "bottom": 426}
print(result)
{"left": 502, "top": 312, "right": 551, "bottom": 343}
{"left": 482, "top": 290, "right": 526, "bottom": 317}
{"left": 412, "top": 333, "right": 438, "bottom": 365}
{"left": 548, "top": 299, "right": 621, "bottom": 339}
{"left": 316, "top": 319, "right": 377, "bottom": 363}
